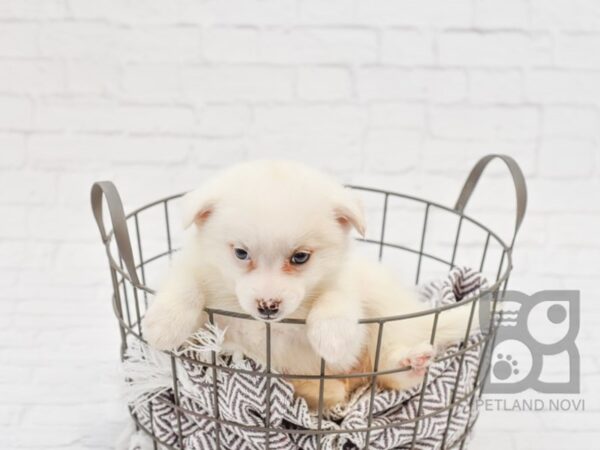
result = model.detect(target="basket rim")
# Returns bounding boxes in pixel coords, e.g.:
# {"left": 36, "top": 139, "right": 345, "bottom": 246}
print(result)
{"left": 103, "top": 184, "right": 513, "bottom": 325}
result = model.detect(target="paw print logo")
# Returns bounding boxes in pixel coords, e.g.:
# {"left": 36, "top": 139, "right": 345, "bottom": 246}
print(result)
{"left": 493, "top": 353, "right": 519, "bottom": 381}
{"left": 480, "top": 290, "right": 580, "bottom": 394}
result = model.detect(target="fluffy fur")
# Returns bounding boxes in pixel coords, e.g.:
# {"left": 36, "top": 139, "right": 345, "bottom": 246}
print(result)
{"left": 142, "top": 161, "right": 477, "bottom": 410}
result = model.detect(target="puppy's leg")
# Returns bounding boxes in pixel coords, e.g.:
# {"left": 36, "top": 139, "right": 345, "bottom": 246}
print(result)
{"left": 289, "top": 379, "right": 348, "bottom": 411}
{"left": 142, "top": 264, "right": 205, "bottom": 351}
{"left": 377, "top": 342, "right": 435, "bottom": 391}
{"left": 306, "top": 290, "right": 366, "bottom": 371}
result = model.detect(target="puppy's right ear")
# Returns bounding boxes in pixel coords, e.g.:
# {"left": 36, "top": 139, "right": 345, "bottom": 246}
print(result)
{"left": 181, "top": 187, "right": 216, "bottom": 229}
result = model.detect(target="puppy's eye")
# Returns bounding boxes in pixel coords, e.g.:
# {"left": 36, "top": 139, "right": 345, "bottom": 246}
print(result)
{"left": 290, "top": 251, "right": 310, "bottom": 265}
{"left": 234, "top": 248, "right": 250, "bottom": 261}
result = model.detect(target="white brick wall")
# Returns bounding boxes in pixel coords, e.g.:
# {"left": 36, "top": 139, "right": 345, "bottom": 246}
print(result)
{"left": 1, "top": 1, "right": 599, "bottom": 449}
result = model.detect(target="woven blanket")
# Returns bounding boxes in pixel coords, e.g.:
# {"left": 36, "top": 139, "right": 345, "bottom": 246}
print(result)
{"left": 125, "top": 266, "right": 486, "bottom": 450}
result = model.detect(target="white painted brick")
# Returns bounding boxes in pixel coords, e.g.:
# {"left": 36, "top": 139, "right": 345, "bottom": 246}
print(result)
{"left": 381, "top": 30, "right": 435, "bottom": 65}
{"left": 0, "top": 171, "right": 56, "bottom": 205}
{"left": 191, "top": 138, "right": 247, "bottom": 167}
{"left": 0, "top": 23, "right": 38, "bottom": 57}
{"left": 121, "top": 63, "right": 181, "bottom": 101}
{"left": 468, "top": 70, "right": 523, "bottom": 104}
{"left": 0, "top": 134, "right": 26, "bottom": 168}
{"left": 364, "top": 129, "right": 422, "bottom": 173}
{"left": 297, "top": 67, "right": 353, "bottom": 101}
{"left": 532, "top": 0, "right": 600, "bottom": 31}
{"left": 202, "top": 27, "right": 259, "bottom": 62}
{"left": 39, "top": 22, "right": 117, "bottom": 58}
{"left": 299, "top": 0, "right": 356, "bottom": 25}
{"left": 369, "top": 103, "right": 426, "bottom": 129}
{"left": 259, "top": 28, "right": 378, "bottom": 64}
{"left": 0, "top": 97, "right": 33, "bottom": 130}
{"left": 526, "top": 70, "right": 600, "bottom": 104}
{"left": 357, "top": 68, "right": 466, "bottom": 102}
{"left": 253, "top": 105, "right": 367, "bottom": 133}
{"left": 182, "top": 66, "right": 294, "bottom": 101}
{"left": 27, "top": 134, "right": 114, "bottom": 169}
{"left": 179, "top": 0, "right": 297, "bottom": 26}
{"left": 555, "top": 34, "right": 600, "bottom": 69}
{"left": 103, "top": 136, "right": 191, "bottom": 164}
{"left": 538, "top": 138, "right": 596, "bottom": 177}
{"left": 542, "top": 106, "right": 599, "bottom": 138}
{"left": 66, "top": 60, "right": 119, "bottom": 95}
{"left": 198, "top": 105, "right": 251, "bottom": 136}
{"left": 68, "top": 0, "right": 180, "bottom": 24}
{"left": 119, "top": 26, "right": 201, "bottom": 62}
{"left": 474, "top": 0, "right": 530, "bottom": 28}
{"left": 430, "top": 106, "right": 539, "bottom": 139}
{"left": 356, "top": 0, "right": 473, "bottom": 27}
{"left": 0, "top": 206, "right": 28, "bottom": 238}
{"left": 0, "top": 0, "right": 65, "bottom": 19}
{"left": 34, "top": 99, "right": 117, "bottom": 132}
{"left": 439, "top": 32, "right": 552, "bottom": 67}
{"left": 0, "top": 60, "right": 64, "bottom": 94}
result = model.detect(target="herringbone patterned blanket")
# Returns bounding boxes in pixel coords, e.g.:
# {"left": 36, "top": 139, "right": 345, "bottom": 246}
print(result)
{"left": 126, "top": 267, "right": 486, "bottom": 450}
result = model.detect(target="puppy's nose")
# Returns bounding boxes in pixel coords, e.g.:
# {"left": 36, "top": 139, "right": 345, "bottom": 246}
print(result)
{"left": 256, "top": 298, "right": 281, "bottom": 319}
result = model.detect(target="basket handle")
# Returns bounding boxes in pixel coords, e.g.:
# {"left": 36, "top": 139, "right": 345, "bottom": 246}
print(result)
{"left": 454, "top": 154, "right": 527, "bottom": 248}
{"left": 91, "top": 181, "right": 141, "bottom": 285}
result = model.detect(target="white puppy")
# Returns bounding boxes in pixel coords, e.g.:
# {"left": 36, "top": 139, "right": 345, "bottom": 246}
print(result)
{"left": 142, "top": 161, "right": 476, "bottom": 409}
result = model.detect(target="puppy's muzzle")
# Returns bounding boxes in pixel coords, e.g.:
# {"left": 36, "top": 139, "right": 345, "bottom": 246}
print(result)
{"left": 256, "top": 298, "right": 281, "bottom": 320}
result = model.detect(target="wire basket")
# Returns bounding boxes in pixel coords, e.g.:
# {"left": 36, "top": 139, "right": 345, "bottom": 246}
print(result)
{"left": 91, "top": 154, "right": 527, "bottom": 450}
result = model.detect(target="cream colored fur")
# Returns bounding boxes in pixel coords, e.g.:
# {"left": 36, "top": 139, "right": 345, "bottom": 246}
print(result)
{"left": 142, "top": 161, "right": 477, "bottom": 409}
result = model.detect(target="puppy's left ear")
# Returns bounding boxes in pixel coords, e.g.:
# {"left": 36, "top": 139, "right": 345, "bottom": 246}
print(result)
{"left": 181, "top": 187, "right": 216, "bottom": 229}
{"left": 334, "top": 189, "right": 366, "bottom": 237}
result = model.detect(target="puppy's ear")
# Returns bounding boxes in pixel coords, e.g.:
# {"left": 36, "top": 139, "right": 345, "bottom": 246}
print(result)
{"left": 181, "top": 187, "right": 216, "bottom": 229}
{"left": 334, "top": 189, "right": 366, "bottom": 237}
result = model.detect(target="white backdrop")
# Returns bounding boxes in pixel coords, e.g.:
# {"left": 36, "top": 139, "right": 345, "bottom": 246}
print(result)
{"left": 1, "top": 1, "right": 599, "bottom": 449}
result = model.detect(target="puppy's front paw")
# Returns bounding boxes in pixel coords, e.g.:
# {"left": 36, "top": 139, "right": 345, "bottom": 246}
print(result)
{"left": 307, "top": 316, "right": 365, "bottom": 371}
{"left": 142, "top": 301, "right": 202, "bottom": 351}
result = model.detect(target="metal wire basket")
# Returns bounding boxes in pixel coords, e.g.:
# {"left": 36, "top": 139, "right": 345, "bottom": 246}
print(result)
{"left": 91, "top": 154, "right": 527, "bottom": 450}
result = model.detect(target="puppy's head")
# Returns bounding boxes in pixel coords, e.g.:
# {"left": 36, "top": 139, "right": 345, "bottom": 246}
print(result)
{"left": 181, "top": 161, "right": 365, "bottom": 322}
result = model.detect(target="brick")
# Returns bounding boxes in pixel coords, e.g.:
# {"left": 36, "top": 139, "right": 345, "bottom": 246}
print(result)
{"left": 364, "top": 129, "right": 422, "bottom": 173}
{"left": 538, "top": 138, "right": 596, "bottom": 177}
{"left": 121, "top": 63, "right": 181, "bottom": 101}
{"left": 27, "top": 134, "right": 111, "bottom": 169}
{"left": 430, "top": 106, "right": 539, "bottom": 139}
{"left": 68, "top": 0, "right": 180, "bottom": 24}
{"left": 0, "top": 0, "right": 65, "bottom": 19}
{"left": 182, "top": 66, "right": 294, "bottom": 101}
{"left": 532, "top": 0, "right": 600, "bottom": 31}
{"left": 253, "top": 105, "right": 367, "bottom": 133}
{"left": 0, "top": 206, "right": 28, "bottom": 238}
{"left": 0, "top": 60, "right": 64, "bottom": 94}
{"left": 542, "top": 106, "right": 599, "bottom": 138}
{"left": 556, "top": 34, "right": 600, "bottom": 69}
{"left": 381, "top": 30, "right": 435, "bottom": 65}
{"left": 0, "top": 97, "right": 33, "bottom": 130}
{"left": 0, "top": 134, "right": 26, "bottom": 168}
{"left": 526, "top": 70, "right": 600, "bottom": 104}
{"left": 297, "top": 67, "right": 353, "bottom": 101}
{"left": 0, "top": 23, "right": 38, "bottom": 57}
{"left": 358, "top": 68, "right": 466, "bottom": 102}
{"left": 202, "top": 27, "right": 259, "bottom": 62}
{"left": 299, "top": 0, "right": 356, "bottom": 25}
{"left": 198, "top": 105, "right": 251, "bottom": 136}
{"left": 369, "top": 103, "right": 426, "bottom": 129}
{"left": 468, "top": 70, "right": 523, "bottom": 104}
{"left": 474, "top": 0, "right": 530, "bottom": 28}
{"left": 178, "top": 0, "right": 297, "bottom": 26}
{"left": 119, "top": 26, "right": 201, "bottom": 62}
{"left": 0, "top": 171, "right": 56, "bottom": 205}
{"left": 34, "top": 99, "right": 117, "bottom": 132}
{"left": 258, "top": 28, "right": 378, "bottom": 64}
{"left": 39, "top": 22, "right": 117, "bottom": 58}
{"left": 66, "top": 60, "right": 119, "bottom": 95}
{"left": 356, "top": 0, "right": 472, "bottom": 27}
{"left": 191, "top": 138, "right": 247, "bottom": 167}
{"left": 439, "top": 32, "right": 552, "bottom": 67}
